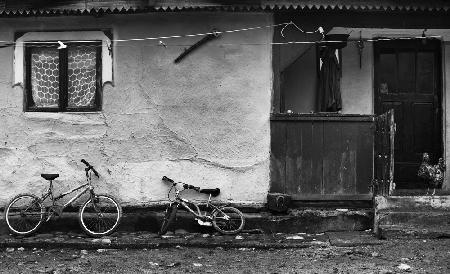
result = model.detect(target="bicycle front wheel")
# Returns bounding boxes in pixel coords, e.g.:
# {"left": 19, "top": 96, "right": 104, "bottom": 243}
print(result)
{"left": 212, "top": 206, "right": 245, "bottom": 235}
{"left": 4, "top": 194, "right": 44, "bottom": 236}
{"left": 158, "top": 203, "right": 178, "bottom": 236}
{"left": 79, "top": 194, "right": 122, "bottom": 237}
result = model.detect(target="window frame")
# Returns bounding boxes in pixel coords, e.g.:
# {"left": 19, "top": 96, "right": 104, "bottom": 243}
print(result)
{"left": 24, "top": 41, "right": 103, "bottom": 112}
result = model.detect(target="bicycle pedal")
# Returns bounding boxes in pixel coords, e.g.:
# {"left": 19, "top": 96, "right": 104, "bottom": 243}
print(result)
{"left": 196, "top": 219, "right": 212, "bottom": 226}
{"left": 45, "top": 213, "right": 53, "bottom": 222}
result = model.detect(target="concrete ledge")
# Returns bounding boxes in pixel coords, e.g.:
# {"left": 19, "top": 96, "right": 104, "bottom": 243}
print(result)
{"left": 0, "top": 208, "right": 373, "bottom": 235}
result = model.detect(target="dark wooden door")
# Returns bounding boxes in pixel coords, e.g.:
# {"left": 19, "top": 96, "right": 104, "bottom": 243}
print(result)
{"left": 374, "top": 39, "right": 442, "bottom": 189}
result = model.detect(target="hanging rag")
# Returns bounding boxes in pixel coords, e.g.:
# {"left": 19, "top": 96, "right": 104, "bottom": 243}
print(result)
{"left": 317, "top": 47, "right": 342, "bottom": 112}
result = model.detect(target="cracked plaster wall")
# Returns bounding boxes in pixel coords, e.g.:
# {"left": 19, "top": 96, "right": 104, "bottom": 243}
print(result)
{"left": 0, "top": 13, "right": 273, "bottom": 206}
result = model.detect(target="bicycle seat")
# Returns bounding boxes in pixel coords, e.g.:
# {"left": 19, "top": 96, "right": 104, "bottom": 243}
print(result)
{"left": 200, "top": 188, "right": 220, "bottom": 197}
{"left": 41, "top": 174, "right": 59, "bottom": 181}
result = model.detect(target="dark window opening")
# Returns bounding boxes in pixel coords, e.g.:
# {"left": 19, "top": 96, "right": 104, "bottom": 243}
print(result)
{"left": 25, "top": 42, "right": 102, "bottom": 112}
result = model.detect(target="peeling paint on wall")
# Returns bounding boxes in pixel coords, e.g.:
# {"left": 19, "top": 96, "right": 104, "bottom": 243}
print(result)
{"left": 0, "top": 13, "right": 273, "bottom": 205}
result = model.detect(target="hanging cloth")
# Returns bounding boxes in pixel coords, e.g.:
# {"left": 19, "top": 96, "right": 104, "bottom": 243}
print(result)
{"left": 317, "top": 47, "right": 342, "bottom": 112}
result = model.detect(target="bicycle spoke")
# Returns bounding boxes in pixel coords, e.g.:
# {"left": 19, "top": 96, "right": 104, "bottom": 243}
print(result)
{"left": 80, "top": 195, "right": 121, "bottom": 236}
{"left": 6, "top": 195, "right": 43, "bottom": 235}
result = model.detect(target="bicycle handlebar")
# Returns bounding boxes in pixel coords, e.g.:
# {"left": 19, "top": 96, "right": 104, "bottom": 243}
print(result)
{"left": 162, "top": 176, "right": 174, "bottom": 183}
{"left": 81, "top": 159, "right": 99, "bottom": 178}
{"left": 162, "top": 176, "right": 200, "bottom": 191}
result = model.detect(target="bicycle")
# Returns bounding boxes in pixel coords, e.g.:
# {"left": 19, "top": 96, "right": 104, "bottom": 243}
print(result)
{"left": 4, "top": 159, "right": 122, "bottom": 237}
{"left": 158, "top": 176, "right": 245, "bottom": 235}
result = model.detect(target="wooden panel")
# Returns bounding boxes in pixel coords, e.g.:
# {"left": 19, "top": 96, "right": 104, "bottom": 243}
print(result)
{"left": 271, "top": 113, "right": 374, "bottom": 121}
{"left": 269, "top": 121, "right": 286, "bottom": 193}
{"left": 398, "top": 51, "right": 416, "bottom": 93}
{"left": 417, "top": 52, "right": 435, "bottom": 94}
{"left": 285, "top": 121, "right": 323, "bottom": 195}
{"left": 340, "top": 122, "right": 358, "bottom": 195}
{"left": 413, "top": 102, "right": 434, "bottom": 153}
{"left": 271, "top": 114, "right": 374, "bottom": 200}
{"left": 356, "top": 122, "right": 374, "bottom": 194}
{"left": 378, "top": 52, "right": 397, "bottom": 93}
{"left": 374, "top": 110, "right": 395, "bottom": 196}
{"left": 381, "top": 102, "right": 402, "bottom": 158}
{"left": 323, "top": 122, "right": 343, "bottom": 195}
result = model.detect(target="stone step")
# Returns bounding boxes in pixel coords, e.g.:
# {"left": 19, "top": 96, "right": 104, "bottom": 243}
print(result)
{"left": 374, "top": 195, "right": 450, "bottom": 238}
{"left": 375, "top": 195, "right": 450, "bottom": 212}
{"left": 377, "top": 211, "right": 450, "bottom": 226}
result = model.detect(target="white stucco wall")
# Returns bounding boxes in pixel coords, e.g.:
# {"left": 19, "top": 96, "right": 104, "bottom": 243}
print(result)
{"left": 0, "top": 13, "right": 273, "bottom": 206}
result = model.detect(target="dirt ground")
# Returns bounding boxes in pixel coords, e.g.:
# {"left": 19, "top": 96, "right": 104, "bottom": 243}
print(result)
{"left": 0, "top": 239, "right": 449, "bottom": 273}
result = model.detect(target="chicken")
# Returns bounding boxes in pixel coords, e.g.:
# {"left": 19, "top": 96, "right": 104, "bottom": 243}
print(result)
{"left": 417, "top": 153, "right": 446, "bottom": 195}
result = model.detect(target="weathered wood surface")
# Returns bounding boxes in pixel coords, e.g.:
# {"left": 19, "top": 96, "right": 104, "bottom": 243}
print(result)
{"left": 373, "top": 109, "right": 395, "bottom": 196}
{"left": 270, "top": 114, "right": 374, "bottom": 200}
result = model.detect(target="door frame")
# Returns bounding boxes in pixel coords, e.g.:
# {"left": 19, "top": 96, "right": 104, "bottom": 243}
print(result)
{"left": 373, "top": 38, "right": 444, "bottom": 191}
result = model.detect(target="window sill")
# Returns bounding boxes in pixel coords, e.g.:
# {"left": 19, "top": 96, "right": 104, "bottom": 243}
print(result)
{"left": 22, "top": 111, "right": 106, "bottom": 125}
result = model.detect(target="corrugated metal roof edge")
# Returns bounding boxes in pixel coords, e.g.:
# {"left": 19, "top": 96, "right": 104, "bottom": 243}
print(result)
{"left": 0, "top": 5, "right": 448, "bottom": 17}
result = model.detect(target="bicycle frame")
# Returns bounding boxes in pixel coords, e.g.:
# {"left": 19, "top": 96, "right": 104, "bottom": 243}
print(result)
{"left": 39, "top": 170, "right": 96, "bottom": 215}
{"left": 170, "top": 186, "right": 219, "bottom": 221}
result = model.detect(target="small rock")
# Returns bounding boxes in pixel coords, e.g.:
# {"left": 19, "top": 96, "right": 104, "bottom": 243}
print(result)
{"left": 397, "top": 263, "right": 411, "bottom": 271}
{"left": 175, "top": 245, "right": 182, "bottom": 249}
{"left": 17, "top": 247, "right": 25, "bottom": 251}
{"left": 165, "top": 262, "right": 181, "bottom": 267}
{"left": 336, "top": 208, "right": 349, "bottom": 212}
{"left": 202, "top": 234, "right": 210, "bottom": 238}
{"left": 379, "top": 269, "right": 393, "bottom": 274}
{"left": 101, "top": 238, "right": 111, "bottom": 244}
{"left": 193, "top": 263, "right": 203, "bottom": 267}
{"left": 149, "top": 262, "right": 159, "bottom": 266}
{"left": 96, "top": 249, "right": 107, "bottom": 253}
{"left": 235, "top": 235, "right": 244, "bottom": 240}
{"left": 6, "top": 248, "right": 14, "bottom": 252}
{"left": 238, "top": 247, "right": 255, "bottom": 251}
{"left": 371, "top": 252, "right": 380, "bottom": 257}
{"left": 175, "top": 229, "right": 189, "bottom": 234}
{"left": 80, "top": 250, "right": 88, "bottom": 255}
{"left": 286, "top": 235, "right": 304, "bottom": 240}
{"left": 161, "top": 235, "right": 174, "bottom": 239}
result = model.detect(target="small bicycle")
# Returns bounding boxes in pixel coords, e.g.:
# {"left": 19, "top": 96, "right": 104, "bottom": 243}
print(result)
{"left": 4, "top": 159, "right": 122, "bottom": 237}
{"left": 159, "top": 176, "right": 245, "bottom": 235}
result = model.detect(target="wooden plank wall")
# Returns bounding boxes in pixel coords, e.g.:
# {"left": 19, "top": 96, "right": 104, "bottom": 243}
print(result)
{"left": 270, "top": 115, "right": 374, "bottom": 200}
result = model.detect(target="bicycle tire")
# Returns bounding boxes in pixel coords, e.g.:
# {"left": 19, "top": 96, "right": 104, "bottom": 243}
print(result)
{"left": 79, "top": 194, "right": 122, "bottom": 237}
{"left": 158, "top": 203, "right": 178, "bottom": 236}
{"left": 4, "top": 193, "right": 45, "bottom": 236}
{"left": 212, "top": 206, "right": 245, "bottom": 235}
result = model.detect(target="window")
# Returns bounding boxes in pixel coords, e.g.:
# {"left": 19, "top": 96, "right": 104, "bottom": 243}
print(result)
{"left": 25, "top": 42, "right": 102, "bottom": 112}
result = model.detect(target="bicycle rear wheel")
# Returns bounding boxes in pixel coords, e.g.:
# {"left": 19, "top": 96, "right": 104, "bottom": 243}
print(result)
{"left": 158, "top": 203, "right": 178, "bottom": 236}
{"left": 4, "top": 194, "right": 44, "bottom": 236}
{"left": 212, "top": 206, "right": 245, "bottom": 235}
{"left": 79, "top": 194, "right": 122, "bottom": 237}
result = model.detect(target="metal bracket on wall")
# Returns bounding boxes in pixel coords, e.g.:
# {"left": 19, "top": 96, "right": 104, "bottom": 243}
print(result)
{"left": 174, "top": 29, "right": 221, "bottom": 63}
